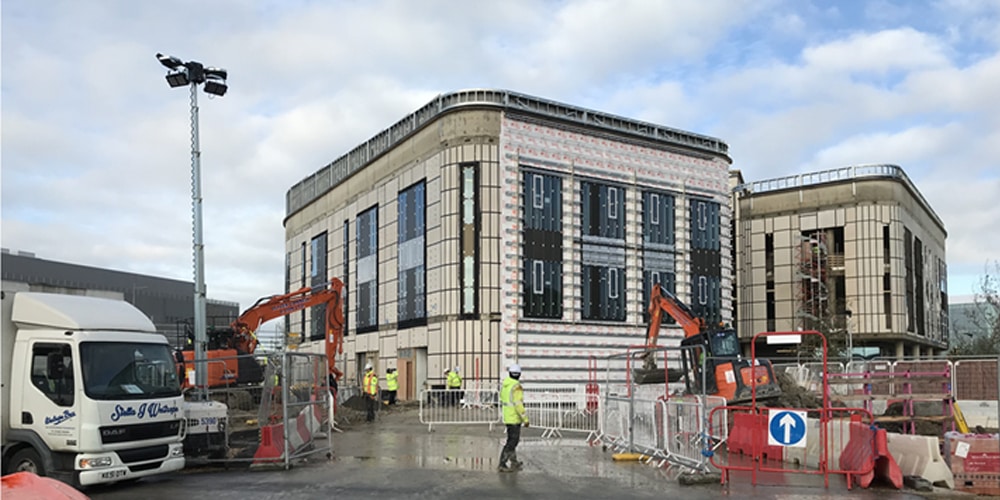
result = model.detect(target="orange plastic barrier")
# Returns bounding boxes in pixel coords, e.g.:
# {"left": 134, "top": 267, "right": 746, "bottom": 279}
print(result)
{"left": 252, "top": 404, "right": 323, "bottom": 464}
{"left": 1, "top": 472, "right": 89, "bottom": 500}
{"left": 839, "top": 422, "right": 903, "bottom": 489}
{"left": 728, "top": 412, "right": 783, "bottom": 462}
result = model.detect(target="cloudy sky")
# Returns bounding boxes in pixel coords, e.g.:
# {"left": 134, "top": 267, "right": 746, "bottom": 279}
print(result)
{"left": 3, "top": 0, "right": 998, "bottom": 317}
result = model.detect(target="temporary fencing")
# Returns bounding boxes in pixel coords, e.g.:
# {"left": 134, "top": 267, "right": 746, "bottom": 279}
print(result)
{"left": 419, "top": 387, "right": 500, "bottom": 432}
{"left": 252, "top": 351, "right": 333, "bottom": 468}
{"left": 709, "top": 330, "right": 904, "bottom": 490}
{"left": 522, "top": 384, "right": 601, "bottom": 439}
{"left": 593, "top": 345, "right": 723, "bottom": 473}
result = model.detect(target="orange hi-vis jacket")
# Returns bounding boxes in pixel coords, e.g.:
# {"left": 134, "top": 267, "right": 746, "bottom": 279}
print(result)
{"left": 363, "top": 370, "right": 378, "bottom": 396}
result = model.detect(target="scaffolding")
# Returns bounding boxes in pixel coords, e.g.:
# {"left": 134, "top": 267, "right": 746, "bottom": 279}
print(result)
{"left": 796, "top": 232, "right": 830, "bottom": 331}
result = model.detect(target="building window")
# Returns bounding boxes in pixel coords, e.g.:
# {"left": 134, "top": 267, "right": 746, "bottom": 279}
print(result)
{"left": 650, "top": 193, "right": 660, "bottom": 225}
{"left": 284, "top": 251, "right": 291, "bottom": 338}
{"left": 766, "top": 291, "right": 776, "bottom": 332}
{"left": 642, "top": 189, "right": 675, "bottom": 323}
{"left": 310, "top": 232, "right": 328, "bottom": 341}
{"left": 904, "top": 227, "right": 914, "bottom": 333}
{"left": 357, "top": 206, "right": 378, "bottom": 333}
{"left": 343, "top": 220, "right": 350, "bottom": 337}
{"left": 690, "top": 198, "right": 721, "bottom": 326}
{"left": 398, "top": 181, "right": 426, "bottom": 327}
{"left": 582, "top": 180, "right": 625, "bottom": 321}
{"left": 914, "top": 237, "right": 925, "bottom": 336}
{"left": 300, "top": 242, "right": 306, "bottom": 336}
{"left": 523, "top": 170, "right": 562, "bottom": 319}
{"left": 461, "top": 164, "right": 479, "bottom": 317}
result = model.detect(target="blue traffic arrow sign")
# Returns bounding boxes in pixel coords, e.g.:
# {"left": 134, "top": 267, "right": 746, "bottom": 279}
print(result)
{"left": 767, "top": 409, "right": 807, "bottom": 448}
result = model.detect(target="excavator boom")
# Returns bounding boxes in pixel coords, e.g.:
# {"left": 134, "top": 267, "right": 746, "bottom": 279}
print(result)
{"left": 180, "top": 277, "right": 346, "bottom": 389}
{"left": 231, "top": 278, "right": 346, "bottom": 380}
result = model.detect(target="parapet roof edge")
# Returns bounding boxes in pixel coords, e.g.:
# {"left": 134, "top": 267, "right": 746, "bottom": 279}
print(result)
{"left": 734, "top": 164, "right": 946, "bottom": 234}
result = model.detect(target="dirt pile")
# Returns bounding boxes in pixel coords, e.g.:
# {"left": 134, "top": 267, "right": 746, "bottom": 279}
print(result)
{"left": 768, "top": 371, "right": 826, "bottom": 409}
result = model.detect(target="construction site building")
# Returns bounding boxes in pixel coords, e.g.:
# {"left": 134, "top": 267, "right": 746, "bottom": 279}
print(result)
{"left": 283, "top": 89, "right": 732, "bottom": 394}
{"left": 732, "top": 165, "right": 948, "bottom": 359}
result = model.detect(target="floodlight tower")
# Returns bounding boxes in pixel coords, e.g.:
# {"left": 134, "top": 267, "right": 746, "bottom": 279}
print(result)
{"left": 156, "top": 53, "right": 228, "bottom": 400}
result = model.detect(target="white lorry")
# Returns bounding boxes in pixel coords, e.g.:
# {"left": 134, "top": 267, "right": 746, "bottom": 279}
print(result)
{"left": 1, "top": 288, "right": 186, "bottom": 486}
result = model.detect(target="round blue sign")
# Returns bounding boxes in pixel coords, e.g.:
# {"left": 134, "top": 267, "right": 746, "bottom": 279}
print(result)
{"left": 768, "top": 410, "right": 806, "bottom": 446}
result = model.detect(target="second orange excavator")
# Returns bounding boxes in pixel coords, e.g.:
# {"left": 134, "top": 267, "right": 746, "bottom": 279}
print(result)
{"left": 178, "top": 277, "right": 345, "bottom": 388}
{"left": 634, "top": 283, "right": 781, "bottom": 404}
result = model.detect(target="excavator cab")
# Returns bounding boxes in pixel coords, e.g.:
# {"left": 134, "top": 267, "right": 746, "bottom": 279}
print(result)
{"left": 680, "top": 328, "right": 781, "bottom": 404}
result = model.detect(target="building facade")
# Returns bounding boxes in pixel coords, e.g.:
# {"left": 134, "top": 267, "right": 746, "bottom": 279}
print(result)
{"left": 733, "top": 165, "right": 948, "bottom": 359}
{"left": 1, "top": 250, "right": 239, "bottom": 348}
{"left": 284, "top": 89, "right": 732, "bottom": 397}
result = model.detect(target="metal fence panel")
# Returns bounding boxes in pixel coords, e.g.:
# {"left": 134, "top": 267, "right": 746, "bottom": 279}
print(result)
{"left": 418, "top": 388, "right": 500, "bottom": 432}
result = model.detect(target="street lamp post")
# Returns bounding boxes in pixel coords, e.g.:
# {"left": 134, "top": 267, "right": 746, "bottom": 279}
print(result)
{"left": 156, "top": 53, "right": 228, "bottom": 401}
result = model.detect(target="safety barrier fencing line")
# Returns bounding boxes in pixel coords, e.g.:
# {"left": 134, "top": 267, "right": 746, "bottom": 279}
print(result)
{"left": 180, "top": 352, "right": 333, "bottom": 469}
{"left": 709, "top": 403, "right": 886, "bottom": 489}
{"left": 419, "top": 388, "right": 501, "bottom": 432}
{"left": 594, "top": 391, "right": 718, "bottom": 474}
{"left": 524, "top": 390, "right": 601, "bottom": 440}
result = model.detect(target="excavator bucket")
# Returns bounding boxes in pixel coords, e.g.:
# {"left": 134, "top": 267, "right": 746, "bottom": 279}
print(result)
{"left": 632, "top": 367, "right": 686, "bottom": 385}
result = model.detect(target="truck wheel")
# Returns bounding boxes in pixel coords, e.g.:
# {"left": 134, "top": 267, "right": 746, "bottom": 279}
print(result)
{"left": 8, "top": 447, "right": 46, "bottom": 476}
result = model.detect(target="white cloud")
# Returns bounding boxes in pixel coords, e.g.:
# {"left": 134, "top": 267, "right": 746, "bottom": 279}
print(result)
{"left": 802, "top": 28, "right": 951, "bottom": 74}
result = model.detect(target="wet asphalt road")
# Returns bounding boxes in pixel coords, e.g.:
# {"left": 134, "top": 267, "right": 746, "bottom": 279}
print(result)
{"left": 84, "top": 405, "right": 956, "bottom": 500}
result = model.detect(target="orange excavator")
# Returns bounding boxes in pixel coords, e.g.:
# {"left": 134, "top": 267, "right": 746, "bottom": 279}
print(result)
{"left": 178, "top": 277, "right": 345, "bottom": 388}
{"left": 634, "top": 283, "right": 781, "bottom": 403}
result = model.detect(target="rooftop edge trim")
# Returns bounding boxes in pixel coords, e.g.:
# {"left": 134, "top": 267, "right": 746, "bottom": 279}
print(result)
{"left": 733, "top": 163, "right": 945, "bottom": 234}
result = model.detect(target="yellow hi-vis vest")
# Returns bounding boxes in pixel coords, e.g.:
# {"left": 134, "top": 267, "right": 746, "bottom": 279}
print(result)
{"left": 500, "top": 376, "right": 527, "bottom": 425}
{"left": 363, "top": 371, "right": 378, "bottom": 396}
{"left": 386, "top": 371, "right": 399, "bottom": 391}
{"left": 447, "top": 370, "right": 462, "bottom": 389}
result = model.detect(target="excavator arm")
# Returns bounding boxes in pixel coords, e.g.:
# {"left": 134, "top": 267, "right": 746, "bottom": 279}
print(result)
{"left": 637, "top": 283, "right": 706, "bottom": 383}
{"left": 230, "top": 277, "right": 346, "bottom": 380}
{"left": 644, "top": 283, "right": 705, "bottom": 346}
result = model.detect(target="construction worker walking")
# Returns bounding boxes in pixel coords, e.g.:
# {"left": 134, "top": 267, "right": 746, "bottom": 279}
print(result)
{"left": 446, "top": 366, "right": 463, "bottom": 406}
{"left": 363, "top": 363, "right": 378, "bottom": 422}
{"left": 498, "top": 364, "right": 528, "bottom": 472}
{"left": 385, "top": 367, "right": 398, "bottom": 405}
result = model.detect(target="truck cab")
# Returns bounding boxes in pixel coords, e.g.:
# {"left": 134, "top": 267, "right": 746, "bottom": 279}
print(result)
{"left": 2, "top": 290, "right": 185, "bottom": 487}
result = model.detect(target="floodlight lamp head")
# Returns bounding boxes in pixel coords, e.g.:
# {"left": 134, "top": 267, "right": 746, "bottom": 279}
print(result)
{"left": 203, "top": 76, "right": 228, "bottom": 97}
{"left": 156, "top": 53, "right": 183, "bottom": 70}
{"left": 165, "top": 71, "right": 189, "bottom": 88}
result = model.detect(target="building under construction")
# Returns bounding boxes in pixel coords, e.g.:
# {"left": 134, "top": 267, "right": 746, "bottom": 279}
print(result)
{"left": 732, "top": 165, "right": 948, "bottom": 359}
{"left": 283, "top": 89, "right": 732, "bottom": 396}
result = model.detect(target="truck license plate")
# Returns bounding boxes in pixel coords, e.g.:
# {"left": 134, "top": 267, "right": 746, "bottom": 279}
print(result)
{"left": 101, "top": 469, "right": 127, "bottom": 480}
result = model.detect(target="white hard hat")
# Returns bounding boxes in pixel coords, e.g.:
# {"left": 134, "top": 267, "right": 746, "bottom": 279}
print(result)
{"left": 365, "top": 363, "right": 373, "bottom": 370}
{"left": 508, "top": 364, "right": 521, "bottom": 373}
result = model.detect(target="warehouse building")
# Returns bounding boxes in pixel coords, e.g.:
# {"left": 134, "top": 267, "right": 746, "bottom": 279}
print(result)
{"left": 732, "top": 165, "right": 948, "bottom": 359}
{"left": 1, "top": 249, "right": 239, "bottom": 348}
{"left": 284, "top": 89, "right": 732, "bottom": 396}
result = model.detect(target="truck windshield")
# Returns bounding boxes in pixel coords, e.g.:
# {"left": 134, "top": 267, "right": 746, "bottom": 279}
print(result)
{"left": 80, "top": 342, "right": 181, "bottom": 400}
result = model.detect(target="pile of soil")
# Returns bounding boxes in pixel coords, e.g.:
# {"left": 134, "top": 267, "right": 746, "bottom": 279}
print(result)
{"left": 340, "top": 395, "right": 370, "bottom": 412}
{"left": 768, "top": 371, "right": 826, "bottom": 409}
{"left": 878, "top": 401, "right": 949, "bottom": 436}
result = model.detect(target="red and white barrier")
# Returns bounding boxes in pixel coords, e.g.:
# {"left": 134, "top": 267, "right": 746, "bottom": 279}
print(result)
{"left": 253, "top": 404, "right": 324, "bottom": 465}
